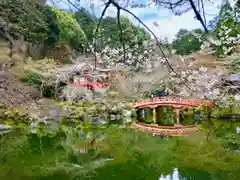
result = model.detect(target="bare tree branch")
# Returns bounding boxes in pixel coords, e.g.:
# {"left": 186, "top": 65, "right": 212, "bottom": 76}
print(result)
{"left": 93, "top": 1, "right": 111, "bottom": 69}
{"left": 188, "top": 0, "right": 208, "bottom": 32}
{"left": 200, "top": 0, "right": 207, "bottom": 26}
{"left": 116, "top": 8, "right": 126, "bottom": 63}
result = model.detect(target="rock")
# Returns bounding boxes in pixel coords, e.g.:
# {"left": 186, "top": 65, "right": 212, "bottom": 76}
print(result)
{"left": 28, "top": 98, "right": 69, "bottom": 121}
{"left": 116, "top": 114, "right": 121, "bottom": 120}
{"left": 85, "top": 92, "right": 93, "bottom": 100}
{"left": 92, "top": 118, "right": 108, "bottom": 126}
{"left": 109, "top": 114, "right": 116, "bottom": 121}
{"left": 111, "top": 106, "right": 118, "bottom": 113}
{"left": 221, "top": 74, "right": 240, "bottom": 82}
{"left": 123, "top": 109, "right": 131, "bottom": 117}
{"left": 123, "top": 117, "right": 132, "bottom": 124}
{"left": 237, "top": 127, "right": 240, "bottom": 134}
{"left": 117, "top": 102, "right": 125, "bottom": 109}
{"left": 48, "top": 121, "right": 60, "bottom": 132}
{"left": 0, "top": 124, "right": 12, "bottom": 134}
{"left": 39, "top": 118, "right": 46, "bottom": 124}
{"left": 234, "top": 95, "right": 240, "bottom": 100}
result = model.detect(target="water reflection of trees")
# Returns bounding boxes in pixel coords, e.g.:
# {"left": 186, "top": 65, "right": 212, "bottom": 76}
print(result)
{"left": 1, "top": 121, "right": 240, "bottom": 179}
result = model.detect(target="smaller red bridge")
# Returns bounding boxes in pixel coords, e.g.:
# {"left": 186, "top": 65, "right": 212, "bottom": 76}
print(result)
{"left": 72, "top": 80, "right": 105, "bottom": 88}
{"left": 130, "top": 96, "right": 216, "bottom": 136}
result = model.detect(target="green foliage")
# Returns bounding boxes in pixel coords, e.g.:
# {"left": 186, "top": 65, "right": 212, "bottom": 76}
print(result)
{"left": 172, "top": 29, "right": 203, "bottom": 55}
{"left": 50, "top": 7, "right": 87, "bottom": 51}
{"left": 195, "top": 105, "right": 213, "bottom": 121}
{"left": 212, "top": 107, "right": 233, "bottom": 117}
{"left": 58, "top": 101, "right": 132, "bottom": 123}
{"left": 1, "top": 1, "right": 151, "bottom": 60}
{"left": 108, "top": 91, "right": 120, "bottom": 99}
{"left": 181, "top": 108, "right": 196, "bottom": 125}
{"left": 94, "top": 15, "right": 151, "bottom": 50}
{"left": 229, "top": 58, "right": 240, "bottom": 74}
{"left": 157, "top": 107, "right": 176, "bottom": 125}
{"left": 215, "top": 0, "right": 240, "bottom": 56}
{"left": 0, "top": 0, "right": 50, "bottom": 43}
{"left": 75, "top": 8, "right": 97, "bottom": 42}
{"left": 43, "top": 6, "right": 61, "bottom": 45}
{"left": 20, "top": 70, "right": 43, "bottom": 89}
{"left": 144, "top": 115, "right": 154, "bottom": 124}
{"left": 0, "top": 108, "right": 30, "bottom": 130}
{"left": 0, "top": 0, "right": 88, "bottom": 55}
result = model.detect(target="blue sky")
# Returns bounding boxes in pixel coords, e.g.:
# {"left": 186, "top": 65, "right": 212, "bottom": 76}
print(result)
{"left": 48, "top": 0, "right": 237, "bottom": 42}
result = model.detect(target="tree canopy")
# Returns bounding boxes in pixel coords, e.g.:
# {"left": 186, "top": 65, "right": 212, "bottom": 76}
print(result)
{"left": 215, "top": 0, "right": 240, "bottom": 55}
{"left": 172, "top": 28, "right": 203, "bottom": 55}
{"left": 75, "top": 9, "right": 151, "bottom": 48}
{"left": 50, "top": 7, "right": 87, "bottom": 51}
{"left": 0, "top": 0, "right": 50, "bottom": 42}
{"left": 75, "top": 8, "right": 97, "bottom": 42}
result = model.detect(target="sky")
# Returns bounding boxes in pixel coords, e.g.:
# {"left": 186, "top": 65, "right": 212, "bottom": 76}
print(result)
{"left": 48, "top": 0, "right": 238, "bottom": 42}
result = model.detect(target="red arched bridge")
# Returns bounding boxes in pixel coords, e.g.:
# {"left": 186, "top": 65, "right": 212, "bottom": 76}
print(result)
{"left": 130, "top": 96, "right": 216, "bottom": 136}
{"left": 131, "top": 96, "right": 216, "bottom": 109}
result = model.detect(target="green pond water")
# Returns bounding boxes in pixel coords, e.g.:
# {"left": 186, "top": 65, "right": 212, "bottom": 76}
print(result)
{"left": 0, "top": 118, "right": 240, "bottom": 180}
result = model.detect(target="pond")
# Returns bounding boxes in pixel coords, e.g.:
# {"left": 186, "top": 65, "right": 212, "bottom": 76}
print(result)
{"left": 0, "top": 118, "right": 240, "bottom": 180}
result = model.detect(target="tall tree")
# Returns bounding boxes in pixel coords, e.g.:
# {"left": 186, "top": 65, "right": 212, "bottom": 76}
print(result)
{"left": 75, "top": 8, "right": 97, "bottom": 42}
{"left": 172, "top": 28, "right": 202, "bottom": 55}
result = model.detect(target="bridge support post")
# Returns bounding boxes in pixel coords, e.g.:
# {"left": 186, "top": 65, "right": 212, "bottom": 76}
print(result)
{"left": 136, "top": 109, "right": 141, "bottom": 121}
{"left": 153, "top": 108, "right": 156, "bottom": 123}
{"left": 156, "top": 106, "right": 161, "bottom": 124}
{"left": 176, "top": 109, "right": 180, "bottom": 124}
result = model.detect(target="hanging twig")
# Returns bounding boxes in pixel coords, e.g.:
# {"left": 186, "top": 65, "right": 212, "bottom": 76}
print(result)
{"left": 188, "top": 0, "right": 208, "bottom": 33}
{"left": 93, "top": 2, "right": 111, "bottom": 69}
{"left": 200, "top": 0, "right": 207, "bottom": 27}
{"left": 116, "top": 8, "right": 126, "bottom": 63}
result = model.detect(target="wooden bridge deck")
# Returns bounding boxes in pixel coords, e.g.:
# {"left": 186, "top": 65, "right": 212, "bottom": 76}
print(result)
{"left": 131, "top": 96, "right": 216, "bottom": 109}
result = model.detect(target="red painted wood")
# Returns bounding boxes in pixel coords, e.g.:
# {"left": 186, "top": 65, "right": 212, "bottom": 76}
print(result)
{"left": 131, "top": 96, "right": 216, "bottom": 108}
{"left": 136, "top": 121, "right": 196, "bottom": 129}
{"left": 72, "top": 80, "right": 105, "bottom": 88}
{"left": 131, "top": 122, "right": 199, "bottom": 136}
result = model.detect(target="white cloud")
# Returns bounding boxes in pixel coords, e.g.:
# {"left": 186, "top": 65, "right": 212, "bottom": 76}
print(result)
{"left": 137, "top": 0, "right": 223, "bottom": 42}
{"left": 143, "top": 11, "right": 202, "bottom": 42}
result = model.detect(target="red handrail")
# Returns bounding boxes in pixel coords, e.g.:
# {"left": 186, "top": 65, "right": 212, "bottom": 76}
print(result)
{"left": 72, "top": 80, "right": 105, "bottom": 88}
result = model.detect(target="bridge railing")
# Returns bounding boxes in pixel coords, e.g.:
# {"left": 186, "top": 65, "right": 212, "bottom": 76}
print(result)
{"left": 131, "top": 96, "right": 216, "bottom": 108}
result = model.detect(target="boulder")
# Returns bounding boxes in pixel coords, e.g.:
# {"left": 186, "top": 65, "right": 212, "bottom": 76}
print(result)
{"left": 0, "top": 124, "right": 12, "bottom": 134}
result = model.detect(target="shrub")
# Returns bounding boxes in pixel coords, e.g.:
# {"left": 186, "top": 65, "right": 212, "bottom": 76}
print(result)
{"left": 20, "top": 70, "right": 43, "bottom": 89}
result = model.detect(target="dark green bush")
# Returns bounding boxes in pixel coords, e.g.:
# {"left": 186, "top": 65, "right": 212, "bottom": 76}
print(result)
{"left": 20, "top": 71, "right": 43, "bottom": 89}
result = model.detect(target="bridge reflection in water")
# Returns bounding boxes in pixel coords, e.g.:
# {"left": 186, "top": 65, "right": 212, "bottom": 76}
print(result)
{"left": 131, "top": 96, "right": 216, "bottom": 136}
